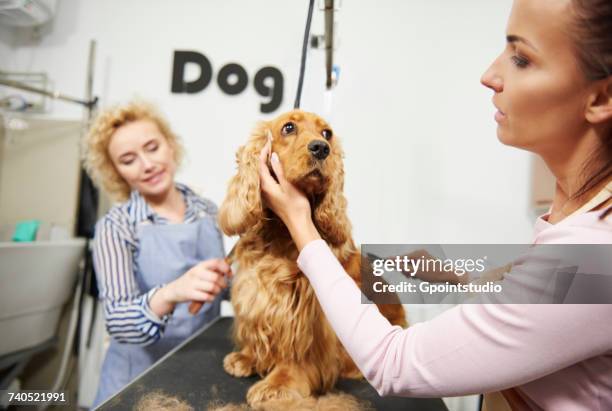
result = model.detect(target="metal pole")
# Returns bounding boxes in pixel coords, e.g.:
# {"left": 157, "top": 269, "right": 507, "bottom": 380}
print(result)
{"left": 324, "top": 0, "right": 335, "bottom": 89}
{"left": 0, "top": 78, "right": 97, "bottom": 109}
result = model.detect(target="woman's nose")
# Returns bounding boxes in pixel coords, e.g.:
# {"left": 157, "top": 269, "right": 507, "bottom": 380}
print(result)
{"left": 140, "top": 154, "right": 155, "bottom": 171}
{"left": 481, "top": 59, "right": 503, "bottom": 93}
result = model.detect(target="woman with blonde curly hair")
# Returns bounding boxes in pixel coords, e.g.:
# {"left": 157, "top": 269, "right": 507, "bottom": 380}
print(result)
{"left": 84, "top": 101, "right": 231, "bottom": 407}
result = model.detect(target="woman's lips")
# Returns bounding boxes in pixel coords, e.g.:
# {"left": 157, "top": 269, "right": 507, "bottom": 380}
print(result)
{"left": 495, "top": 110, "right": 506, "bottom": 122}
{"left": 493, "top": 99, "right": 506, "bottom": 122}
{"left": 143, "top": 170, "right": 165, "bottom": 185}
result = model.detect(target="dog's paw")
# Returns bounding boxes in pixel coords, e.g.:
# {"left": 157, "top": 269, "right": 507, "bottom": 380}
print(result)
{"left": 246, "top": 380, "right": 303, "bottom": 407}
{"left": 223, "top": 352, "right": 254, "bottom": 378}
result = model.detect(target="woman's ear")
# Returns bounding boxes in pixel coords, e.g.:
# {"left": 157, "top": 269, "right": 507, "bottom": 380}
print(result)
{"left": 586, "top": 77, "right": 612, "bottom": 124}
{"left": 218, "top": 122, "right": 269, "bottom": 236}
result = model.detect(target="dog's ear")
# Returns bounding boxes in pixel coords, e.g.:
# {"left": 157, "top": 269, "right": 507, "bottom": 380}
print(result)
{"left": 218, "top": 122, "right": 268, "bottom": 236}
{"left": 314, "top": 145, "right": 352, "bottom": 246}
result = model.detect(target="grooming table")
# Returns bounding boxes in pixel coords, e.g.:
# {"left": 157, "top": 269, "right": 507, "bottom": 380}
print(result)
{"left": 97, "top": 317, "right": 448, "bottom": 411}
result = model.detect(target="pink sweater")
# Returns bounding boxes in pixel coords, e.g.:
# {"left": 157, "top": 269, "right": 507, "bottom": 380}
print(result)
{"left": 297, "top": 210, "right": 612, "bottom": 410}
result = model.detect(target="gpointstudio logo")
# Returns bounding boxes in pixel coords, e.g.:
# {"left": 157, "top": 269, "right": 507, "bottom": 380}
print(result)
{"left": 371, "top": 280, "right": 503, "bottom": 295}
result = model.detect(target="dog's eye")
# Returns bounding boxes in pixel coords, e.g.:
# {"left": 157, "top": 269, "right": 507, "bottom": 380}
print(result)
{"left": 281, "top": 122, "right": 296, "bottom": 136}
{"left": 321, "top": 129, "right": 333, "bottom": 140}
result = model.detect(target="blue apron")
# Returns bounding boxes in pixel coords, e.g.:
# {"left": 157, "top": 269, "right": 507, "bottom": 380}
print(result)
{"left": 92, "top": 214, "right": 225, "bottom": 407}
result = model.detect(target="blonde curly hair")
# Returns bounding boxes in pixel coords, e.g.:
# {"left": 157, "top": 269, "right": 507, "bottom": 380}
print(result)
{"left": 83, "top": 101, "right": 184, "bottom": 202}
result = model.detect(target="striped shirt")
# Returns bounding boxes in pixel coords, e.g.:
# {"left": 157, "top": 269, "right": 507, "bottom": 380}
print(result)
{"left": 92, "top": 183, "right": 219, "bottom": 346}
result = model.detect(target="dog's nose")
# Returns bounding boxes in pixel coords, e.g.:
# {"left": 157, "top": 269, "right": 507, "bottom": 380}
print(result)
{"left": 308, "top": 140, "right": 330, "bottom": 160}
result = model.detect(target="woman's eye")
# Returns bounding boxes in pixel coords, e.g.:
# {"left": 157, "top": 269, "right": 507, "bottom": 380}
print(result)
{"left": 321, "top": 129, "right": 333, "bottom": 140}
{"left": 121, "top": 158, "right": 135, "bottom": 165}
{"left": 281, "top": 122, "right": 296, "bottom": 136}
{"left": 511, "top": 54, "right": 530, "bottom": 68}
{"left": 147, "top": 144, "right": 158, "bottom": 152}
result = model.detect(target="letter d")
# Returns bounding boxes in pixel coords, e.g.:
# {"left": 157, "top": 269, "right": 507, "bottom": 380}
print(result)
{"left": 171, "top": 50, "right": 213, "bottom": 93}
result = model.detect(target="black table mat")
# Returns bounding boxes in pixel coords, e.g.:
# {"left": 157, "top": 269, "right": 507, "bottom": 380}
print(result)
{"left": 98, "top": 317, "right": 448, "bottom": 411}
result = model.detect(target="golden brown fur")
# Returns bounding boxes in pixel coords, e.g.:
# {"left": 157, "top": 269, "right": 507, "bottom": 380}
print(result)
{"left": 218, "top": 110, "right": 406, "bottom": 408}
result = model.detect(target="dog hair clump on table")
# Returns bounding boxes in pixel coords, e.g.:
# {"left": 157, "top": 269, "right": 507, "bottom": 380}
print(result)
{"left": 207, "top": 392, "right": 374, "bottom": 411}
{"left": 133, "top": 391, "right": 193, "bottom": 411}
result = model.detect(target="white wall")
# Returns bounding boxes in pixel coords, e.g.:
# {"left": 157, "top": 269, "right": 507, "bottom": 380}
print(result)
{"left": 0, "top": 0, "right": 534, "bottom": 245}
{"left": 0, "top": 24, "right": 12, "bottom": 57}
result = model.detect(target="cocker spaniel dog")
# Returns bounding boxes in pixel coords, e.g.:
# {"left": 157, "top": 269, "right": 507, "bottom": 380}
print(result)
{"left": 218, "top": 110, "right": 407, "bottom": 407}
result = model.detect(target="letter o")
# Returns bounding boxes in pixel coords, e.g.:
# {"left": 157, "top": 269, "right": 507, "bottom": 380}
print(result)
{"left": 217, "top": 63, "right": 249, "bottom": 95}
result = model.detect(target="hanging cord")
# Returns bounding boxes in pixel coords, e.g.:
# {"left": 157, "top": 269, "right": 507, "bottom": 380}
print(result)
{"left": 294, "top": 0, "right": 316, "bottom": 109}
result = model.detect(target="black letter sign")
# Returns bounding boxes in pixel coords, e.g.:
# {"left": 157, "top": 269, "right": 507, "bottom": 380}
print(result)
{"left": 254, "top": 66, "right": 284, "bottom": 113}
{"left": 171, "top": 51, "right": 213, "bottom": 93}
{"left": 217, "top": 63, "right": 249, "bottom": 95}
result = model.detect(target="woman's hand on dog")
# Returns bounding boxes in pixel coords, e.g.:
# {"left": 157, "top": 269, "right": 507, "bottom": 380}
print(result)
{"left": 149, "top": 259, "right": 231, "bottom": 316}
{"left": 259, "top": 137, "right": 321, "bottom": 251}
